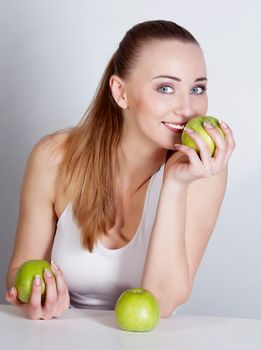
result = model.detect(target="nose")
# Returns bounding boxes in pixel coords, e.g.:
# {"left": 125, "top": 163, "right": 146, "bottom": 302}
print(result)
{"left": 172, "top": 93, "right": 194, "bottom": 120}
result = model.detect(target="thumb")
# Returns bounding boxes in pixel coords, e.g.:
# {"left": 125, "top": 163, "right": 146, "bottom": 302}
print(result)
{"left": 5, "top": 287, "right": 21, "bottom": 306}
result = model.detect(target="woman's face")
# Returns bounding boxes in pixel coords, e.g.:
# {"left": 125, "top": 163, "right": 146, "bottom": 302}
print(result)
{"left": 123, "top": 39, "right": 208, "bottom": 150}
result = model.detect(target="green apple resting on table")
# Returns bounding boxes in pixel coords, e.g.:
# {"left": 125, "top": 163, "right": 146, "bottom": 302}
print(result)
{"left": 181, "top": 116, "right": 224, "bottom": 156}
{"left": 115, "top": 288, "right": 160, "bottom": 332}
{"left": 15, "top": 260, "right": 54, "bottom": 303}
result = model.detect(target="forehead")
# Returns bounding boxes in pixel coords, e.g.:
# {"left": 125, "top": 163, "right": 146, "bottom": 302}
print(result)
{"left": 130, "top": 40, "right": 206, "bottom": 80}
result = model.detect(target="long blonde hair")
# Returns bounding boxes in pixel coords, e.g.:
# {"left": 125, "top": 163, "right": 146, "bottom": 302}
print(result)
{"left": 61, "top": 20, "right": 199, "bottom": 251}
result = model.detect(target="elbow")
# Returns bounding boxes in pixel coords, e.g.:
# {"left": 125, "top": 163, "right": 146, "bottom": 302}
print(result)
{"left": 159, "top": 288, "right": 191, "bottom": 319}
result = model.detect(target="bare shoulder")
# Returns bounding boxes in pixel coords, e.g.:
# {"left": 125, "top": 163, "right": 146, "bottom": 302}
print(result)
{"left": 29, "top": 129, "right": 71, "bottom": 172}
{"left": 20, "top": 128, "right": 73, "bottom": 211}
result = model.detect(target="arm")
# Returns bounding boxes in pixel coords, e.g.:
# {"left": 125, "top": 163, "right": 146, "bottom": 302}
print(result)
{"left": 6, "top": 135, "right": 59, "bottom": 286}
{"left": 5, "top": 132, "right": 70, "bottom": 319}
{"left": 141, "top": 168, "right": 227, "bottom": 318}
{"left": 141, "top": 121, "right": 235, "bottom": 318}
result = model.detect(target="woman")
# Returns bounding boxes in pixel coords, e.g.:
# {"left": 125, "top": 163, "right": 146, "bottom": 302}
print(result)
{"left": 5, "top": 20, "right": 235, "bottom": 320}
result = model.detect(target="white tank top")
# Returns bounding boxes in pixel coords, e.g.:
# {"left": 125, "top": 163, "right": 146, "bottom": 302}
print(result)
{"left": 51, "top": 163, "right": 165, "bottom": 309}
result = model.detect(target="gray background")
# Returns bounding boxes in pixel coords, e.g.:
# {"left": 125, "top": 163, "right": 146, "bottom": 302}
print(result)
{"left": 1, "top": 0, "right": 260, "bottom": 318}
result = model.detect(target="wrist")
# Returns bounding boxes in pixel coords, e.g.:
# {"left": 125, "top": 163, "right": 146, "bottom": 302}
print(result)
{"left": 162, "top": 176, "right": 189, "bottom": 193}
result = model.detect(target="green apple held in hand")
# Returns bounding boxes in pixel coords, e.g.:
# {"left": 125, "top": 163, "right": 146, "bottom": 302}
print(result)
{"left": 115, "top": 288, "right": 160, "bottom": 332}
{"left": 15, "top": 260, "right": 54, "bottom": 303}
{"left": 181, "top": 116, "right": 224, "bottom": 156}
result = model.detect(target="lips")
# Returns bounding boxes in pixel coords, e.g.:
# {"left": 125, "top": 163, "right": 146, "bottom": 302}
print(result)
{"left": 162, "top": 121, "right": 186, "bottom": 134}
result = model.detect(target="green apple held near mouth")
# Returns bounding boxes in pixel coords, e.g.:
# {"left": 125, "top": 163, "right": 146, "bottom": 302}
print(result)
{"left": 181, "top": 116, "right": 224, "bottom": 156}
{"left": 115, "top": 288, "right": 160, "bottom": 332}
{"left": 15, "top": 260, "right": 54, "bottom": 303}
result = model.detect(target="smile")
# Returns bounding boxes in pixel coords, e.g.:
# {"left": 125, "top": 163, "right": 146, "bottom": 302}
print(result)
{"left": 162, "top": 122, "right": 186, "bottom": 134}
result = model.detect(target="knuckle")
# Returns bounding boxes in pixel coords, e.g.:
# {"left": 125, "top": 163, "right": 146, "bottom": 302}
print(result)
{"left": 29, "top": 297, "right": 41, "bottom": 309}
{"left": 217, "top": 143, "right": 226, "bottom": 152}
{"left": 46, "top": 296, "right": 56, "bottom": 306}
{"left": 43, "top": 303, "right": 56, "bottom": 316}
{"left": 194, "top": 169, "right": 204, "bottom": 177}
{"left": 30, "top": 295, "right": 41, "bottom": 306}
{"left": 46, "top": 278, "right": 56, "bottom": 289}
{"left": 197, "top": 141, "right": 209, "bottom": 153}
{"left": 32, "top": 282, "right": 42, "bottom": 292}
{"left": 202, "top": 141, "right": 211, "bottom": 151}
{"left": 29, "top": 302, "right": 40, "bottom": 312}
{"left": 59, "top": 283, "right": 68, "bottom": 295}
{"left": 203, "top": 169, "right": 212, "bottom": 178}
{"left": 56, "top": 296, "right": 67, "bottom": 310}
{"left": 231, "top": 140, "right": 236, "bottom": 149}
{"left": 186, "top": 147, "right": 196, "bottom": 156}
{"left": 58, "top": 290, "right": 66, "bottom": 301}
{"left": 57, "top": 280, "right": 68, "bottom": 295}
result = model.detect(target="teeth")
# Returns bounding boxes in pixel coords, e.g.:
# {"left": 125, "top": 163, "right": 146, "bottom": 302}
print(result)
{"left": 164, "top": 122, "right": 185, "bottom": 130}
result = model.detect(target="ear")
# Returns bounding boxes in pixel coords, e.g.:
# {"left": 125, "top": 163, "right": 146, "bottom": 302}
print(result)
{"left": 109, "top": 75, "right": 128, "bottom": 109}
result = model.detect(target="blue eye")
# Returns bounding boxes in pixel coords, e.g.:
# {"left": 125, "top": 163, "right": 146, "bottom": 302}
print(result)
{"left": 158, "top": 85, "right": 174, "bottom": 94}
{"left": 191, "top": 86, "right": 207, "bottom": 95}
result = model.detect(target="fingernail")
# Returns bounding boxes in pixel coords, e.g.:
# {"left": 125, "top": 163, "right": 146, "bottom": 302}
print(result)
{"left": 45, "top": 268, "right": 53, "bottom": 278}
{"left": 8, "top": 287, "right": 15, "bottom": 297}
{"left": 220, "top": 120, "right": 228, "bottom": 128}
{"left": 204, "top": 122, "right": 213, "bottom": 129}
{"left": 51, "top": 260, "right": 59, "bottom": 272}
{"left": 184, "top": 127, "right": 194, "bottom": 134}
{"left": 34, "top": 275, "right": 41, "bottom": 286}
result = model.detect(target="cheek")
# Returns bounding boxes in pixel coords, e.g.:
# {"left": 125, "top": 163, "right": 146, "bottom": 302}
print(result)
{"left": 203, "top": 97, "right": 208, "bottom": 113}
{"left": 129, "top": 93, "right": 160, "bottom": 116}
{"left": 197, "top": 95, "right": 208, "bottom": 114}
{"left": 127, "top": 83, "right": 172, "bottom": 117}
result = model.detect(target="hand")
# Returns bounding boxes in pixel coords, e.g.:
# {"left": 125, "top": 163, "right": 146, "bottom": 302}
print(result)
{"left": 5, "top": 261, "right": 70, "bottom": 320}
{"left": 164, "top": 120, "right": 236, "bottom": 186}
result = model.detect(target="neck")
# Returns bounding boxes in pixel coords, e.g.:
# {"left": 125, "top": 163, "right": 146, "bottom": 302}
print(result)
{"left": 114, "top": 136, "right": 167, "bottom": 195}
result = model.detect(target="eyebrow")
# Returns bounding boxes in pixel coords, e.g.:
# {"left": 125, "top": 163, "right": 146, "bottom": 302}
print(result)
{"left": 152, "top": 75, "right": 208, "bottom": 82}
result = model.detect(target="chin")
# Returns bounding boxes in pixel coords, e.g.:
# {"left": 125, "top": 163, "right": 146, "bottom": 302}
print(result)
{"left": 149, "top": 135, "right": 180, "bottom": 153}
{"left": 163, "top": 138, "right": 181, "bottom": 151}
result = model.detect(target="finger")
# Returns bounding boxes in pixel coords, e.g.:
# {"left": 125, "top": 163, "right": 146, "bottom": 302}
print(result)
{"left": 42, "top": 268, "right": 58, "bottom": 318}
{"left": 5, "top": 287, "right": 23, "bottom": 307}
{"left": 203, "top": 122, "right": 226, "bottom": 164}
{"left": 174, "top": 143, "right": 203, "bottom": 171}
{"left": 219, "top": 120, "right": 236, "bottom": 163}
{"left": 184, "top": 127, "right": 212, "bottom": 170}
{"left": 51, "top": 261, "right": 70, "bottom": 309}
{"left": 27, "top": 275, "right": 43, "bottom": 319}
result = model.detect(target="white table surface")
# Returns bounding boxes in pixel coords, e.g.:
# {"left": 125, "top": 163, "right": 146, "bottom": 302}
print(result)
{"left": 1, "top": 304, "right": 261, "bottom": 350}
